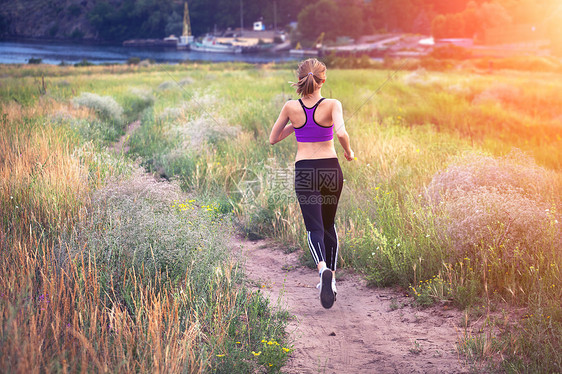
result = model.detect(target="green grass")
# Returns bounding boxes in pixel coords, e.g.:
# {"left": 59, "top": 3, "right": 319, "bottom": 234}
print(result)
{"left": 0, "top": 64, "right": 289, "bottom": 373}
{"left": 1, "top": 61, "right": 562, "bottom": 372}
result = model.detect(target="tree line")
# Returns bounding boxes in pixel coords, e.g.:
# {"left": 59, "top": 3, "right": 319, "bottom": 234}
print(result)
{"left": 84, "top": 0, "right": 559, "bottom": 43}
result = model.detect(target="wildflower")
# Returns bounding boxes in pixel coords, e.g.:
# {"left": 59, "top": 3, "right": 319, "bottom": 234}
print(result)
{"left": 236, "top": 341, "right": 241, "bottom": 344}
{"left": 252, "top": 351, "right": 262, "bottom": 356}
{"left": 269, "top": 363, "right": 274, "bottom": 367}
{"left": 216, "top": 354, "right": 225, "bottom": 357}
{"left": 282, "top": 347, "right": 291, "bottom": 352}
{"left": 261, "top": 339, "right": 267, "bottom": 343}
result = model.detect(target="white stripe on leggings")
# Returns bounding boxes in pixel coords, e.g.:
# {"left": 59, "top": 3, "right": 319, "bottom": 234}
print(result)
{"left": 333, "top": 224, "right": 339, "bottom": 271}
{"left": 307, "top": 231, "right": 320, "bottom": 264}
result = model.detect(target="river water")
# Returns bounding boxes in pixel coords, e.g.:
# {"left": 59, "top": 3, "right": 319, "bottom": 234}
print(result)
{"left": 0, "top": 40, "right": 298, "bottom": 65}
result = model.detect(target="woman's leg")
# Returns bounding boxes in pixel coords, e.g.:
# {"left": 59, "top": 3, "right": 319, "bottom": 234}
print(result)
{"left": 295, "top": 188, "right": 326, "bottom": 270}
{"left": 295, "top": 158, "right": 340, "bottom": 308}
{"left": 321, "top": 160, "right": 344, "bottom": 273}
{"left": 295, "top": 160, "right": 326, "bottom": 270}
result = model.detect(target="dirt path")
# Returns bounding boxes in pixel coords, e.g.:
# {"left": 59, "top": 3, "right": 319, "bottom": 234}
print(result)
{"left": 109, "top": 120, "right": 141, "bottom": 154}
{"left": 110, "top": 119, "right": 468, "bottom": 373}
{"left": 234, "top": 237, "right": 469, "bottom": 374}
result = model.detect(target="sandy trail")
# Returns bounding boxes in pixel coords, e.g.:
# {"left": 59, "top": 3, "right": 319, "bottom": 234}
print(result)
{"left": 112, "top": 120, "right": 468, "bottom": 373}
{"left": 234, "top": 237, "right": 469, "bottom": 374}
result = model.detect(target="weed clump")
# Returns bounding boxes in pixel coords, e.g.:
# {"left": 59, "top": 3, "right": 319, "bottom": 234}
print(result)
{"left": 427, "top": 150, "right": 555, "bottom": 204}
{"left": 471, "top": 83, "right": 521, "bottom": 106}
{"left": 178, "top": 77, "right": 195, "bottom": 86}
{"left": 427, "top": 150, "right": 561, "bottom": 303}
{"left": 71, "top": 169, "right": 226, "bottom": 279}
{"left": 158, "top": 80, "right": 176, "bottom": 90}
{"left": 174, "top": 115, "right": 241, "bottom": 150}
{"left": 72, "top": 92, "right": 124, "bottom": 126}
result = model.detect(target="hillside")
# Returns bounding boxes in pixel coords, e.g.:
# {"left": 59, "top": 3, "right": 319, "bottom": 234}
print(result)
{"left": 0, "top": 0, "right": 299, "bottom": 42}
{"left": 1, "top": 0, "right": 99, "bottom": 40}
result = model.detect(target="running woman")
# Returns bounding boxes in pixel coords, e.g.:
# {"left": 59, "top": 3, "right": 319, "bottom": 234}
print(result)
{"left": 269, "top": 58, "right": 354, "bottom": 309}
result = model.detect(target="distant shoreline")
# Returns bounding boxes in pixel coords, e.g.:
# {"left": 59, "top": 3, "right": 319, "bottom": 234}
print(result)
{"left": 0, "top": 39, "right": 298, "bottom": 65}
{"left": 0, "top": 36, "right": 125, "bottom": 47}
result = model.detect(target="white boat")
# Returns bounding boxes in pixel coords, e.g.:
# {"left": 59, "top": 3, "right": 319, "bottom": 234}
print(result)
{"left": 177, "top": 35, "right": 194, "bottom": 50}
{"left": 190, "top": 36, "right": 243, "bottom": 53}
{"left": 177, "top": 2, "right": 194, "bottom": 50}
{"left": 289, "top": 48, "right": 319, "bottom": 56}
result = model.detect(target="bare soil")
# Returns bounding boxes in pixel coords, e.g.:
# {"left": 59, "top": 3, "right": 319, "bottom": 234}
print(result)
{"left": 234, "top": 237, "right": 470, "bottom": 374}
{"left": 111, "top": 120, "right": 469, "bottom": 373}
{"left": 109, "top": 120, "right": 141, "bottom": 154}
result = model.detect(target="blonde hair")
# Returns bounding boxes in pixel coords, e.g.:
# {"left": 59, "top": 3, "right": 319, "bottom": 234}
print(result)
{"left": 291, "top": 58, "right": 326, "bottom": 97}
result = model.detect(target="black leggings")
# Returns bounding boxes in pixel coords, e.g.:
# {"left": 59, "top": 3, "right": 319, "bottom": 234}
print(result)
{"left": 294, "top": 157, "right": 344, "bottom": 271}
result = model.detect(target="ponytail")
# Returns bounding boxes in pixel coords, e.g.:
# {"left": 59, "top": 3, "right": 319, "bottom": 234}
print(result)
{"left": 291, "top": 58, "right": 327, "bottom": 97}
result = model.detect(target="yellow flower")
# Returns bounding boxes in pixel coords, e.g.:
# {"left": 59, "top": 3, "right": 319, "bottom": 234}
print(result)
{"left": 282, "top": 347, "right": 290, "bottom": 352}
{"left": 261, "top": 339, "right": 267, "bottom": 343}
{"left": 216, "top": 354, "right": 225, "bottom": 357}
{"left": 252, "top": 351, "right": 262, "bottom": 356}
{"left": 269, "top": 363, "right": 273, "bottom": 367}
{"left": 236, "top": 341, "right": 241, "bottom": 344}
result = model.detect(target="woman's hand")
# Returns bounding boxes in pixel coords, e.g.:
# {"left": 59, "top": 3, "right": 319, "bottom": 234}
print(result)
{"left": 344, "top": 149, "right": 355, "bottom": 161}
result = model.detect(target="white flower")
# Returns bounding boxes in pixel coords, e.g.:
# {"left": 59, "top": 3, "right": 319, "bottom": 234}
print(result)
{"left": 425, "top": 234, "right": 430, "bottom": 238}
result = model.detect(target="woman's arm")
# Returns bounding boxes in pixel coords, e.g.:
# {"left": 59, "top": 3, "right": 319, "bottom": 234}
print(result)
{"left": 269, "top": 102, "right": 294, "bottom": 145}
{"left": 332, "top": 100, "right": 354, "bottom": 161}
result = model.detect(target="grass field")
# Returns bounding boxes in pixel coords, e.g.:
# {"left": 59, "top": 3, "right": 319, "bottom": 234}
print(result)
{"left": 1, "top": 60, "right": 561, "bottom": 372}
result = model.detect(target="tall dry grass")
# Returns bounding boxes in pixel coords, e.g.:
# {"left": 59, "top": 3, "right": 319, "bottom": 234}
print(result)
{"left": 1, "top": 89, "right": 288, "bottom": 373}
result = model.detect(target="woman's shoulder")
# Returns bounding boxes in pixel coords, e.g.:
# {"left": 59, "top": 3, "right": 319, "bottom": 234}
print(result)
{"left": 321, "top": 98, "right": 342, "bottom": 109}
{"left": 322, "top": 98, "right": 340, "bottom": 104}
{"left": 282, "top": 99, "right": 302, "bottom": 112}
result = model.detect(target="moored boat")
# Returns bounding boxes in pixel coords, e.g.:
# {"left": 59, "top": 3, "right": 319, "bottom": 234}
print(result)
{"left": 190, "top": 36, "right": 243, "bottom": 53}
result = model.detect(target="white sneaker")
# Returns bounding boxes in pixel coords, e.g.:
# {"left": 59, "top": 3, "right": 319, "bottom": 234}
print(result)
{"left": 319, "top": 268, "right": 335, "bottom": 309}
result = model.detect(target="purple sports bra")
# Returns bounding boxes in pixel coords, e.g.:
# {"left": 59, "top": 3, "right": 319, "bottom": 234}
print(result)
{"left": 293, "top": 98, "right": 334, "bottom": 143}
